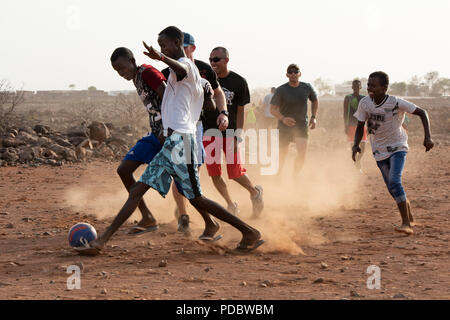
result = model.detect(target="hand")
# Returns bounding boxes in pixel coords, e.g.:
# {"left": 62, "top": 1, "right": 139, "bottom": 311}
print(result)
{"left": 143, "top": 41, "right": 163, "bottom": 60}
{"left": 309, "top": 117, "right": 316, "bottom": 129}
{"left": 217, "top": 114, "right": 229, "bottom": 131}
{"left": 282, "top": 117, "right": 296, "bottom": 127}
{"left": 352, "top": 145, "right": 361, "bottom": 161}
{"left": 424, "top": 137, "right": 434, "bottom": 152}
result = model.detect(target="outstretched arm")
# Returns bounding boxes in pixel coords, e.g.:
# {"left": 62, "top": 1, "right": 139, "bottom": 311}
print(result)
{"left": 352, "top": 120, "right": 366, "bottom": 161}
{"left": 142, "top": 41, "right": 187, "bottom": 81}
{"left": 412, "top": 107, "right": 434, "bottom": 151}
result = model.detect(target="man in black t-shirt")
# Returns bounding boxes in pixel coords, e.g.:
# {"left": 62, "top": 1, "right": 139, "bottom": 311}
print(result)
{"left": 203, "top": 47, "right": 264, "bottom": 218}
{"left": 162, "top": 33, "right": 229, "bottom": 234}
{"left": 270, "top": 64, "right": 319, "bottom": 176}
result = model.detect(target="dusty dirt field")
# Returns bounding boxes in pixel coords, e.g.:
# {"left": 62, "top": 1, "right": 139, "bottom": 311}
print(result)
{"left": 0, "top": 97, "right": 449, "bottom": 300}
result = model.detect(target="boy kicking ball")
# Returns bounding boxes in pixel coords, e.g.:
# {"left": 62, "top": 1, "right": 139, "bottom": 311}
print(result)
{"left": 352, "top": 71, "right": 434, "bottom": 235}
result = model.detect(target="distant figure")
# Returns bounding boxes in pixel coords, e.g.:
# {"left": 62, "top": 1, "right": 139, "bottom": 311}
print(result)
{"left": 261, "top": 87, "right": 277, "bottom": 130}
{"left": 270, "top": 64, "right": 319, "bottom": 176}
{"left": 352, "top": 71, "right": 434, "bottom": 235}
{"left": 344, "top": 79, "right": 367, "bottom": 171}
{"left": 245, "top": 103, "right": 257, "bottom": 130}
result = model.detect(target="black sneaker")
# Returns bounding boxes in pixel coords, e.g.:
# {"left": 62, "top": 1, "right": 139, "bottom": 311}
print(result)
{"left": 177, "top": 214, "right": 190, "bottom": 234}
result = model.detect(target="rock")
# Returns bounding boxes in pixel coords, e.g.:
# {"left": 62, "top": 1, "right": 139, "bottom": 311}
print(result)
{"left": 2, "top": 137, "right": 25, "bottom": 148}
{"left": 7, "top": 128, "right": 18, "bottom": 136}
{"left": 241, "top": 281, "right": 247, "bottom": 286}
{"left": 101, "top": 288, "right": 107, "bottom": 295}
{"left": 67, "top": 126, "right": 88, "bottom": 138}
{"left": 0, "top": 160, "right": 5, "bottom": 167}
{"left": 37, "top": 136, "right": 51, "bottom": 146}
{"left": 158, "top": 260, "right": 167, "bottom": 268}
{"left": 78, "top": 139, "right": 93, "bottom": 149}
{"left": 75, "top": 262, "right": 85, "bottom": 272}
{"left": 393, "top": 293, "right": 407, "bottom": 299}
{"left": 0, "top": 212, "right": 9, "bottom": 215}
{"left": 313, "top": 278, "right": 324, "bottom": 284}
{"left": 320, "top": 262, "right": 329, "bottom": 269}
{"left": 54, "top": 137, "right": 73, "bottom": 148}
{"left": 33, "top": 125, "right": 51, "bottom": 135}
{"left": 75, "top": 146, "right": 87, "bottom": 161}
{"left": 163, "top": 288, "right": 169, "bottom": 294}
{"left": 1, "top": 149, "right": 19, "bottom": 163}
{"left": 17, "top": 131, "right": 39, "bottom": 145}
{"left": 88, "top": 121, "right": 111, "bottom": 143}
{"left": 69, "top": 136, "right": 87, "bottom": 146}
{"left": 350, "top": 290, "right": 361, "bottom": 297}
{"left": 6, "top": 223, "right": 14, "bottom": 229}
{"left": 42, "top": 149, "right": 58, "bottom": 159}
{"left": 62, "top": 148, "right": 77, "bottom": 161}
{"left": 43, "top": 231, "right": 51, "bottom": 236}
{"left": 18, "top": 148, "right": 34, "bottom": 162}
{"left": 260, "top": 283, "right": 267, "bottom": 288}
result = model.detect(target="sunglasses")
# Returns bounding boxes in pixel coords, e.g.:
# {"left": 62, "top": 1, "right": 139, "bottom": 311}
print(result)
{"left": 209, "top": 57, "right": 224, "bottom": 63}
{"left": 287, "top": 70, "right": 300, "bottom": 74}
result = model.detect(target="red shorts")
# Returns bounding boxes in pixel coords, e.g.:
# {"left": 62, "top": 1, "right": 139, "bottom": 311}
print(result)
{"left": 347, "top": 126, "right": 367, "bottom": 142}
{"left": 202, "top": 136, "right": 246, "bottom": 179}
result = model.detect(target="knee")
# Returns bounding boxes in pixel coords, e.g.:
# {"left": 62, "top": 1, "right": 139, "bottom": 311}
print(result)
{"left": 128, "top": 183, "right": 147, "bottom": 200}
{"left": 117, "top": 163, "right": 130, "bottom": 177}
{"left": 189, "top": 196, "right": 204, "bottom": 207}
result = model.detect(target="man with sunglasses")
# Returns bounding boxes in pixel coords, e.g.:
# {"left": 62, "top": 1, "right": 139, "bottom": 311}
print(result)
{"left": 162, "top": 32, "right": 228, "bottom": 234}
{"left": 204, "top": 47, "right": 264, "bottom": 218}
{"left": 270, "top": 64, "right": 319, "bottom": 176}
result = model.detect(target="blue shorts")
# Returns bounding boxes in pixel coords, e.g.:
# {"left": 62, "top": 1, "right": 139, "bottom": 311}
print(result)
{"left": 139, "top": 133, "right": 202, "bottom": 200}
{"left": 123, "top": 134, "right": 162, "bottom": 164}
{"left": 173, "top": 122, "right": 204, "bottom": 193}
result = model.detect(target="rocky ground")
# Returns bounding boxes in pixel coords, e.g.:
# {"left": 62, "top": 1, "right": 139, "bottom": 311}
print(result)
{"left": 0, "top": 96, "right": 448, "bottom": 300}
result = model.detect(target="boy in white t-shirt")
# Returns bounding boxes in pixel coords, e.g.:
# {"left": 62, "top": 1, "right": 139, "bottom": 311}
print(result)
{"left": 352, "top": 71, "right": 434, "bottom": 235}
{"left": 82, "top": 26, "right": 263, "bottom": 254}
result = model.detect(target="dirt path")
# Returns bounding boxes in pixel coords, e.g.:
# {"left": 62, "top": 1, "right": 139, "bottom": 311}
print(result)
{"left": 1, "top": 135, "right": 449, "bottom": 300}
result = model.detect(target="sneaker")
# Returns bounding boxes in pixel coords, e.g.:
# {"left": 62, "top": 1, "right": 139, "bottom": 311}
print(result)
{"left": 227, "top": 201, "right": 240, "bottom": 215}
{"left": 177, "top": 214, "right": 190, "bottom": 234}
{"left": 251, "top": 185, "right": 264, "bottom": 218}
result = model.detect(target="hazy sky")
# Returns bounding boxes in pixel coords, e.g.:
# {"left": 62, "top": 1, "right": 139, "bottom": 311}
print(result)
{"left": 1, "top": 0, "right": 449, "bottom": 91}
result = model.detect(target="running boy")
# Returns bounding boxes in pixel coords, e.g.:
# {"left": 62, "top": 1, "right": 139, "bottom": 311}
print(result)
{"left": 352, "top": 71, "right": 434, "bottom": 235}
{"left": 110, "top": 47, "right": 165, "bottom": 235}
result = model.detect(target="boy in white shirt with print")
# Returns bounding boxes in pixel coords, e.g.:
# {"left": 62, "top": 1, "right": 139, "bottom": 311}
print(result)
{"left": 352, "top": 71, "right": 434, "bottom": 235}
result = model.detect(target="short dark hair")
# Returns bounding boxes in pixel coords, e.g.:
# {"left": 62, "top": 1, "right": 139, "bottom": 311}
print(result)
{"left": 212, "top": 47, "right": 229, "bottom": 58}
{"left": 369, "top": 71, "right": 389, "bottom": 87}
{"left": 158, "top": 26, "right": 183, "bottom": 42}
{"left": 110, "top": 47, "right": 134, "bottom": 63}
{"left": 287, "top": 64, "right": 300, "bottom": 72}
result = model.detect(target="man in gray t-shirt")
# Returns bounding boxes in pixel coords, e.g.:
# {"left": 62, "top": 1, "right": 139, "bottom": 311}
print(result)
{"left": 270, "top": 64, "right": 319, "bottom": 175}
{"left": 259, "top": 87, "right": 277, "bottom": 130}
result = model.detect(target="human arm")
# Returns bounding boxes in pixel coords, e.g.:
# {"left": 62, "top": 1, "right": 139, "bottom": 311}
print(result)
{"left": 202, "top": 79, "right": 216, "bottom": 111}
{"left": 142, "top": 41, "right": 188, "bottom": 81}
{"left": 309, "top": 99, "right": 318, "bottom": 129}
{"left": 214, "top": 86, "right": 228, "bottom": 131}
{"left": 412, "top": 107, "right": 434, "bottom": 151}
{"left": 352, "top": 120, "right": 366, "bottom": 161}
{"left": 270, "top": 104, "right": 296, "bottom": 126}
{"left": 343, "top": 96, "right": 349, "bottom": 133}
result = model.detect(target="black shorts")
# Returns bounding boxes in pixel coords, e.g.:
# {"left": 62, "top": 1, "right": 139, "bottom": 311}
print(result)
{"left": 279, "top": 126, "right": 308, "bottom": 147}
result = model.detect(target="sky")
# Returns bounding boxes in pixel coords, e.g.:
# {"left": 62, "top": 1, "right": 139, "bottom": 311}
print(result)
{"left": 1, "top": 0, "right": 449, "bottom": 91}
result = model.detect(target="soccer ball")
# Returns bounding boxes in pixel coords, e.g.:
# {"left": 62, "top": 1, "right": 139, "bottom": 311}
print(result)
{"left": 68, "top": 223, "right": 97, "bottom": 248}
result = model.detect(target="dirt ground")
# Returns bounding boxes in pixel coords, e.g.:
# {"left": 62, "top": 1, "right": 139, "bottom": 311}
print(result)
{"left": 0, "top": 98, "right": 449, "bottom": 300}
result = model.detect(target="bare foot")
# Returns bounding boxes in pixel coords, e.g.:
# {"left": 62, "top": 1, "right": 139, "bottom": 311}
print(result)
{"left": 394, "top": 225, "right": 414, "bottom": 235}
